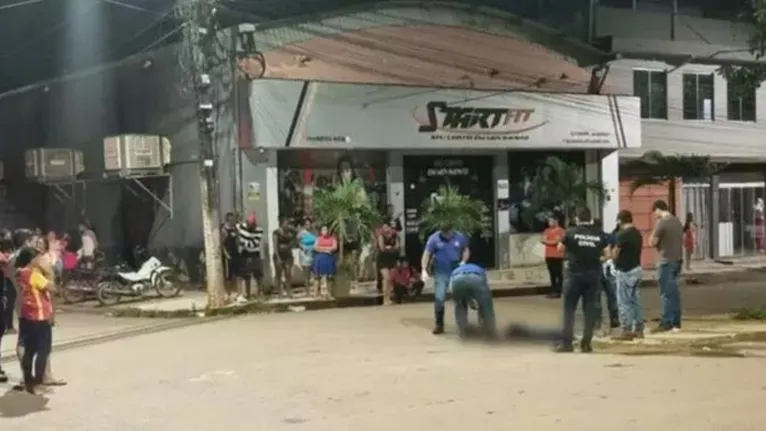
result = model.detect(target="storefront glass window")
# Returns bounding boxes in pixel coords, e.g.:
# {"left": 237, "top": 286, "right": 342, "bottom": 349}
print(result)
{"left": 277, "top": 150, "right": 388, "bottom": 222}
{"left": 507, "top": 151, "right": 587, "bottom": 233}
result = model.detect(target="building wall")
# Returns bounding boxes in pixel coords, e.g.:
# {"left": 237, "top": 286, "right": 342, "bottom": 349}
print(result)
{"left": 0, "top": 38, "right": 237, "bottom": 257}
{"left": 596, "top": 5, "right": 766, "bottom": 160}
{"left": 605, "top": 59, "right": 766, "bottom": 160}
{"left": 596, "top": 5, "right": 753, "bottom": 58}
{"left": 619, "top": 179, "right": 683, "bottom": 267}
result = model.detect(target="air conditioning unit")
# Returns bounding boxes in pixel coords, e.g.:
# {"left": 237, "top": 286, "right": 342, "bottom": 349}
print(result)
{"left": 25, "top": 148, "right": 85, "bottom": 180}
{"left": 103, "top": 134, "right": 171, "bottom": 175}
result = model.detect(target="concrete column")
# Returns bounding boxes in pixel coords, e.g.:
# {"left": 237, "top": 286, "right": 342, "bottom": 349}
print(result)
{"left": 240, "top": 147, "right": 278, "bottom": 281}
{"left": 585, "top": 150, "right": 601, "bottom": 221}
{"left": 601, "top": 150, "right": 620, "bottom": 233}
{"left": 387, "top": 151, "right": 404, "bottom": 248}
{"left": 709, "top": 174, "right": 720, "bottom": 259}
{"left": 494, "top": 153, "right": 510, "bottom": 268}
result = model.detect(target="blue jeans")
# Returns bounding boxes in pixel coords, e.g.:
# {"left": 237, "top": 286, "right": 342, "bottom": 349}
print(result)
{"left": 615, "top": 266, "right": 644, "bottom": 332}
{"left": 433, "top": 272, "right": 451, "bottom": 324}
{"left": 594, "top": 273, "right": 619, "bottom": 330}
{"left": 450, "top": 273, "right": 496, "bottom": 335}
{"left": 657, "top": 261, "right": 682, "bottom": 328}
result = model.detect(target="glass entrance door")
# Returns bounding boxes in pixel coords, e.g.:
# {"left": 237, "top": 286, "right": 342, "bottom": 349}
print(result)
{"left": 402, "top": 155, "right": 496, "bottom": 269}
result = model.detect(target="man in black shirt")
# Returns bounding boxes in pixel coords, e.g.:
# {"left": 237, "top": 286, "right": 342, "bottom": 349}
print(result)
{"left": 611, "top": 209, "right": 645, "bottom": 340}
{"left": 556, "top": 207, "right": 610, "bottom": 353}
{"left": 221, "top": 212, "right": 240, "bottom": 300}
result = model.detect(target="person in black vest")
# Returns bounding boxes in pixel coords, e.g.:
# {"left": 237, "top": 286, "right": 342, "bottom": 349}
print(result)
{"left": 235, "top": 214, "right": 264, "bottom": 303}
{"left": 555, "top": 207, "right": 611, "bottom": 353}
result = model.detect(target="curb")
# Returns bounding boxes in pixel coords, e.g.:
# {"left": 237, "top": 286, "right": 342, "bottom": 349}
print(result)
{"left": 0, "top": 315, "right": 231, "bottom": 364}
{"left": 100, "top": 266, "right": 766, "bottom": 318}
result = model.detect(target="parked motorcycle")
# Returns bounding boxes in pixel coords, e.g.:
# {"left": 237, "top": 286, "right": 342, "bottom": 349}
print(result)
{"left": 95, "top": 247, "right": 180, "bottom": 306}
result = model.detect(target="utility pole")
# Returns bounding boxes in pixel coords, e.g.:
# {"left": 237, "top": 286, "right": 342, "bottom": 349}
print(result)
{"left": 177, "top": 0, "right": 226, "bottom": 308}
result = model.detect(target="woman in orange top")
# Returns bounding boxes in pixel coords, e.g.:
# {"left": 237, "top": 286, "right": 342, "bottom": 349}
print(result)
{"left": 15, "top": 247, "right": 55, "bottom": 394}
{"left": 541, "top": 215, "right": 566, "bottom": 298}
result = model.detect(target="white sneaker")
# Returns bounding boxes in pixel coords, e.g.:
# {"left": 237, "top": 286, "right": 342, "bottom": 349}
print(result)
{"left": 235, "top": 295, "right": 248, "bottom": 304}
{"left": 671, "top": 327, "right": 681, "bottom": 333}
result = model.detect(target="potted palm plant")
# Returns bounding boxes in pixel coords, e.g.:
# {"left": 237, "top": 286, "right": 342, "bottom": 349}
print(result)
{"left": 312, "top": 178, "right": 381, "bottom": 297}
{"left": 418, "top": 185, "right": 490, "bottom": 242}
{"left": 522, "top": 156, "right": 607, "bottom": 227}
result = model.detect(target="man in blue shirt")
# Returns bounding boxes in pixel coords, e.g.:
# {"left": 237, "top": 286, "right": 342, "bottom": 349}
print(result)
{"left": 450, "top": 263, "right": 496, "bottom": 338}
{"left": 421, "top": 223, "right": 470, "bottom": 334}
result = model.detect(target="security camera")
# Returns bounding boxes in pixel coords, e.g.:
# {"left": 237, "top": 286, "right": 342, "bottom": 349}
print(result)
{"left": 199, "top": 117, "right": 215, "bottom": 133}
{"left": 198, "top": 103, "right": 213, "bottom": 116}
{"left": 238, "top": 23, "right": 256, "bottom": 35}
{"left": 198, "top": 73, "right": 211, "bottom": 88}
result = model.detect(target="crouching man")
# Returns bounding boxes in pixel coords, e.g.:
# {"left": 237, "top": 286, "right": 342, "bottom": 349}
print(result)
{"left": 450, "top": 263, "right": 496, "bottom": 339}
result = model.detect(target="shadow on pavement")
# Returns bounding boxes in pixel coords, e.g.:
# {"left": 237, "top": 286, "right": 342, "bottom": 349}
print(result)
{"left": 0, "top": 387, "right": 50, "bottom": 418}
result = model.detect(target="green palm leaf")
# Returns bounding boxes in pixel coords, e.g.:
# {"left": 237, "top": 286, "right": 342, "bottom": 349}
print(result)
{"left": 313, "top": 178, "right": 381, "bottom": 254}
{"left": 522, "top": 156, "right": 607, "bottom": 225}
{"left": 418, "top": 186, "right": 490, "bottom": 241}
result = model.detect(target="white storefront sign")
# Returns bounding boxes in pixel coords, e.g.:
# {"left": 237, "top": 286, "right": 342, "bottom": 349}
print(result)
{"left": 252, "top": 81, "right": 642, "bottom": 150}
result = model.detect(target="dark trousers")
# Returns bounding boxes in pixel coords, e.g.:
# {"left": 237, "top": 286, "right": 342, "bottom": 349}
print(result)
{"left": 562, "top": 271, "right": 600, "bottom": 347}
{"left": 595, "top": 273, "right": 619, "bottom": 330}
{"left": 19, "top": 318, "right": 52, "bottom": 385}
{"left": 393, "top": 281, "right": 425, "bottom": 303}
{"left": 545, "top": 258, "right": 564, "bottom": 294}
{"left": 4, "top": 279, "right": 15, "bottom": 330}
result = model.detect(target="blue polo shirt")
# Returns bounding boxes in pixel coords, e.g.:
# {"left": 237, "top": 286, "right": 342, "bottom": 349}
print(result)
{"left": 425, "top": 231, "right": 468, "bottom": 274}
{"left": 450, "top": 263, "right": 485, "bottom": 278}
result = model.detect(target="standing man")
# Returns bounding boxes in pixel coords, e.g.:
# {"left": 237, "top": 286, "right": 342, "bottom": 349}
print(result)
{"left": 649, "top": 200, "right": 684, "bottom": 333}
{"left": 421, "top": 223, "right": 470, "bottom": 335}
{"left": 221, "top": 212, "right": 240, "bottom": 302}
{"left": 611, "top": 209, "right": 645, "bottom": 340}
{"left": 272, "top": 216, "right": 296, "bottom": 297}
{"left": 235, "top": 214, "right": 264, "bottom": 303}
{"left": 556, "top": 207, "right": 611, "bottom": 353}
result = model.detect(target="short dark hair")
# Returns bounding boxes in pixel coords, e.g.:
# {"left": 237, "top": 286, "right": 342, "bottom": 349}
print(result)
{"left": 440, "top": 222, "right": 453, "bottom": 232}
{"left": 575, "top": 207, "right": 591, "bottom": 223}
{"left": 652, "top": 200, "right": 669, "bottom": 211}
{"left": 12, "top": 229, "right": 32, "bottom": 249}
{"left": 14, "top": 247, "right": 38, "bottom": 268}
{"left": 617, "top": 209, "right": 633, "bottom": 224}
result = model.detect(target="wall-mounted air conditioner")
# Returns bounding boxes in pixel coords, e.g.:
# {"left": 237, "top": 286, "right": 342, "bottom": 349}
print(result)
{"left": 103, "top": 134, "right": 171, "bottom": 175}
{"left": 25, "top": 148, "right": 85, "bottom": 180}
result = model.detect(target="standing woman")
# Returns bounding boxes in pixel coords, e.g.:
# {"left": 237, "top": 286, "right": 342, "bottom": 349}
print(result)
{"left": 683, "top": 213, "right": 697, "bottom": 271}
{"left": 376, "top": 222, "right": 400, "bottom": 305}
{"left": 32, "top": 236, "right": 66, "bottom": 387}
{"left": 297, "top": 218, "right": 317, "bottom": 294}
{"left": 541, "top": 215, "right": 565, "bottom": 299}
{"left": 312, "top": 226, "right": 337, "bottom": 299}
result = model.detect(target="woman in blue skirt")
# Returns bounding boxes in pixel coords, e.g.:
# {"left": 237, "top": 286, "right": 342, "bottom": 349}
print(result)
{"left": 297, "top": 218, "right": 317, "bottom": 293}
{"left": 312, "top": 225, "right": 337, "bottom": 299}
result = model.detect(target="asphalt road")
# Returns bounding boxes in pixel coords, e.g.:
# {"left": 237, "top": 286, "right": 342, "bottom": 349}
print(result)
{"left": 1, "top": 280, "right": 766, "bottom": 429}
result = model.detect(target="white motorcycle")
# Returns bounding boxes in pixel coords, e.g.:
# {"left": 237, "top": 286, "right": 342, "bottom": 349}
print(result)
{"left": 95, "top": 249, "right": 179, "bottom": 306}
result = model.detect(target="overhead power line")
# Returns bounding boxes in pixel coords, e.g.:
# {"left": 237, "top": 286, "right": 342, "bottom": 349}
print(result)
{"left": 0, "top": 0, "right": 46, "bottom": 12}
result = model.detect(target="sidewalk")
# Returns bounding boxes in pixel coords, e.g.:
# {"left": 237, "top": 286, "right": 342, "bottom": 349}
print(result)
{"left": 74, "top": 255, "right": 766, "bottom": 316}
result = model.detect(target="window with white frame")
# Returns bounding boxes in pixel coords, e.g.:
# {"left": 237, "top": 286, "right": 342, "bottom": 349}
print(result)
{"left": 682, "top": 73, "right": 714, "bottom": 120}
{"left": 633, "top": 70, "right": 668, "bottom": 119}
{"left": 727, "top": 82, "right": 756, "bottom": 122}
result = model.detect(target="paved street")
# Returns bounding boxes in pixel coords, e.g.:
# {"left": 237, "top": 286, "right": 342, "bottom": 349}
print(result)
{"left": 2, "top": 281, "right": 766, "bottom": 429}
